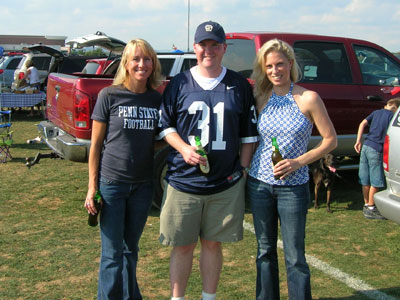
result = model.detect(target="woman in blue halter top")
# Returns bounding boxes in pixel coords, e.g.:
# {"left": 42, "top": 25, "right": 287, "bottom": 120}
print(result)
{"left": 247, "top": 39, "right": 337, "bottom": 300}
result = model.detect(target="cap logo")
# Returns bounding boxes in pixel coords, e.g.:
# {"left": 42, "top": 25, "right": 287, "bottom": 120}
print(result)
{"left": 205, "top": 25, "right": 213, "bottom": 32}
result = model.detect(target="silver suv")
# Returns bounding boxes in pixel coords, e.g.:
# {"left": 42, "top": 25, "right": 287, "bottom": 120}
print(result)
{"left": 0, "top": 54, "right": 23, "bottom": 90}
{"left": 102, "top": 52, "right": 197, "bottom": 79}
{"left": 11, "top": 52, "right": 53, "bottom": 91}
{"left": 374, "top": 97, "right": 400, "bottom": 223}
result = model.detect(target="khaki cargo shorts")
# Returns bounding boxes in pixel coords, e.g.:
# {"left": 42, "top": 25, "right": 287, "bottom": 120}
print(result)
{"left": 159, "top": 176, "right": 246, "bottom": 247}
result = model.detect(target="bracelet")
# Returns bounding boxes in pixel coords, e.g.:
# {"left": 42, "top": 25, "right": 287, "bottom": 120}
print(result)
{"left": 243, "top": 167, "right": 251, "bottom": 173}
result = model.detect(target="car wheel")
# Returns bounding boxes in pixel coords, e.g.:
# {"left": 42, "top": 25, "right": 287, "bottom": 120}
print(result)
{"left": 152, "top": 145, "right": 169, "bottom": 209}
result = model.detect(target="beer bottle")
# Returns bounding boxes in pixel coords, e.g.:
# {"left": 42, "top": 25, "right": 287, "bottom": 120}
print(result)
{"left": 88, "top": 191, "right": 102, "bottom": 227}
{"left": 195, "top": 136, "right": 210, "bottom": 174}
{"left": 271, "top": 137, "right": 283, "bottom": 180}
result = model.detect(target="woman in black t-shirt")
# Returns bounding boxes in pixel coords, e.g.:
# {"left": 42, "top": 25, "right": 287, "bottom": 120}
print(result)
{"left": 84, "top": 38, "right": 162, "bottom": 300}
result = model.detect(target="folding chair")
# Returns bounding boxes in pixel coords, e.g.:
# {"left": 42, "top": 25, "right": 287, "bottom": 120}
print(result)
{"left": 0, "top": 110, "right": 13, "bottom": 162}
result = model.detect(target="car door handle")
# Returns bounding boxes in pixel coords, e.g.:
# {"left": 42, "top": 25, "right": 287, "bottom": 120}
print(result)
{"left": 367, "top": 95, "right": 383, "bottom": 101}
{"left": 55, "top": 85, "right": 60, "bottom": 101}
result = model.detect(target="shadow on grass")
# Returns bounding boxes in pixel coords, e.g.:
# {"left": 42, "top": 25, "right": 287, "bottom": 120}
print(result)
{"left": 319, "top": 286, "right": 400, "bottom": 299}
{"left": 8, "top": 111, "right": 44, "bottom": 123}
{"left": 5, "top": 148, "right": 61, "bottom": 166}
{"left": 11, "top": 142, "right": 48, "bottom": 149}
{"left": 149, "top": 207, "right": 161, "bottom": 218}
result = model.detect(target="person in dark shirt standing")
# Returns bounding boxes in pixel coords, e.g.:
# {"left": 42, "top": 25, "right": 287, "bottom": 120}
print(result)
{"left": 84, "top": 38, "right": 162, "bottom": 300}
{"left": 354, "top": 98, "right": 400, "bottom": 219}
{"left": 158, "top": 21, "right": 258, "bottom": 300}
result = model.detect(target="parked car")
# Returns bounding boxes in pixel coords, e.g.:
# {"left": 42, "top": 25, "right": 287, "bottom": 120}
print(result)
{"left": 157, "top": 52, "right": 197, "bottom": 78}
{"left": 374, "top": 89, "right": 400, "bottom": 223}
{"left": 0, "top": 53, "right": 24, "bottom": 89}
{"left": 11, "top": 45, "right": 104, "bottom": 91}
{"left": 68, "top": 31, "right": 124, "bottom": 76}
{"left": 11, "top": 52, "right": 53, "bottom": 90}
{"left": 102, "top": 52, "right": 197, "bottom": 79}
{"left": 69, "top": 31, "right": 197, "bottom": 78}
{"left": 80, "top": 58, "right": 112, "bottom": 74}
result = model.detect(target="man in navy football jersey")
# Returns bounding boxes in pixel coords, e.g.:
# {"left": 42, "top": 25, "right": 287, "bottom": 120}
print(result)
{"left": 159, "top": 21, "right": 258, "bottom": 300}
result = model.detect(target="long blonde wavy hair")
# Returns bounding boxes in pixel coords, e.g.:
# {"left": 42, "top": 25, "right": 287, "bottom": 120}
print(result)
{"left": 251, "top": 39, "right": 302, "bottom": 109}
{"left": 113, "top": 38, "right": 162, "bottom": 90}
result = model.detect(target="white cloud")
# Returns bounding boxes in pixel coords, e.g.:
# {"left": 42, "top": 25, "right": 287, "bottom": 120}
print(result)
{"left": 343, "top": 0, "right": 375, "bottom": 13}
{"left": 128, "top": 0, "right": 182, "bottom": 10}
{"left": 249, "top": 0, "right": 278, "bottom": 9}
{"left": 0, "top": 6, "right": 11, "bottom": 16}
{"left": 0, "top": 0, "right": 399, "bottom": 52}
{"left": 73, "top": 8, "right": 81, "bottom": 15}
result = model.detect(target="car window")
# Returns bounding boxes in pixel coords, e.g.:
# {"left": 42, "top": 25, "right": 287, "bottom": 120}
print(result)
{"left": 223, "top": 39, "right": 256, "bottom": 79}
{"left": 294, "top": 42, "right": 352, "bottom": 84}
{"left": 354, "top": 45, "right": 400, "bottom": 86}
{"left": 159, "top": 58, "right": 175, "bottom": 77}
{"left": 0, "top": 57, "right": 7, "bottom": 68}
{"left": 57, "top": 57, "right": 90, "bottom": 73}
{"left": 82, "top": 62, "right": 101, "bottom": 74}
{"left": 181, "top": 58, "right": 197, "bottom": 72}
{"left": 103, "top": 58, "right": 120, "bottom": 76}
{"left": 6, "top": 57, "right": 22, "bottom": 69}
{"left": 32, "top": 56, "right": 52, "bottom": 71}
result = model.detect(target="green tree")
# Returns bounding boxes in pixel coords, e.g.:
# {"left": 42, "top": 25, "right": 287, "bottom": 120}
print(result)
{"left": 69, "top": 47, "right": 107, "bottom": 57}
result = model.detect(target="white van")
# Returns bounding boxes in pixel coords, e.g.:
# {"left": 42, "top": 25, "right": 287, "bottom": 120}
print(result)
{"left": 374, "top": 93, "right": 400, "bottom": 224}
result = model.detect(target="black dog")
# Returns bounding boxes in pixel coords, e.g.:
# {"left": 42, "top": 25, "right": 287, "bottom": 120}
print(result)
{"left": 310, "top": 154, "right": 339, "bottom": 213}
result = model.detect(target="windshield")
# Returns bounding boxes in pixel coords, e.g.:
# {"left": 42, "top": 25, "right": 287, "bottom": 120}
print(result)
{"left": 158, "top": 58, "right": 175, "bottom": 77}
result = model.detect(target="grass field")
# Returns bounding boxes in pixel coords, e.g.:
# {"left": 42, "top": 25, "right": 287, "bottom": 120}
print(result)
{"left": 1, "top": 111, "right": 400, "bottom": 300}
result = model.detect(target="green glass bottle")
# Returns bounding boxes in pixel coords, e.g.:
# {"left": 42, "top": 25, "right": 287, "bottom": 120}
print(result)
{"left": 195, "top": 136, "right": 210, "bottom": 174}
{"left": 88, "top": 191, "right": 102, "bottom": 227}
{"left": 271, "top": 137, "right": 283, "bottom": 180}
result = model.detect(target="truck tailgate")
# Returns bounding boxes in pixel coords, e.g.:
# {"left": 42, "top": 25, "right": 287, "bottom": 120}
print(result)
{"left": 46, "top": 73, "right": 114, "bottom": 140}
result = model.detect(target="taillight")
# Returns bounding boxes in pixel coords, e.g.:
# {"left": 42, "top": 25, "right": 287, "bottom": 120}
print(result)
{"left": 0, "top": 69, "right": 3, "bottom": 74}
{"left": 74, "top": 90, "right": 90, "bottom": 129}
{"left": 383, "top": 135, "right": 389, "bottom": 172}
{"left": 18, "top": 72, "right": 25, "bottom": 80}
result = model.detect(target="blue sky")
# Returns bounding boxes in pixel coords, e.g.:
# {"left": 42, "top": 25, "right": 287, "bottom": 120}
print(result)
{"left": 1, "top": 0, "right": 399, "bottom": 52}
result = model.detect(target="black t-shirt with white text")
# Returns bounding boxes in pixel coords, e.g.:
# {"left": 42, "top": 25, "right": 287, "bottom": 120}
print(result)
{"left": 92, "top": 85, "right": 162, "bottom": 183}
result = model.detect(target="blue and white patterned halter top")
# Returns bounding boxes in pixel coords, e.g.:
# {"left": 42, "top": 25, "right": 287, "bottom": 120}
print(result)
{"left": 249, "top": 83, "right": 313, "bottom": 185}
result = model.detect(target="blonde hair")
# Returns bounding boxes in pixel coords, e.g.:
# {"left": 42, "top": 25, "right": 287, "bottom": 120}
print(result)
{"left": 113, "top": 39, "right": 162, "bottom": 90}
{"left": 251, "top": 39, "right": 301, "bottom": 109}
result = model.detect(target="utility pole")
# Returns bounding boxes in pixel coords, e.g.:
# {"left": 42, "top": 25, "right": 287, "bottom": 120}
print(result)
{"left": 187, "top": 0, "right": 190, "bottom": 52}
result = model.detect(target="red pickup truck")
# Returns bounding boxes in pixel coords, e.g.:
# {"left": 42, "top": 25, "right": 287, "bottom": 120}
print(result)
{"left": 37, "top": 32, "right": 400, "bottom": 207}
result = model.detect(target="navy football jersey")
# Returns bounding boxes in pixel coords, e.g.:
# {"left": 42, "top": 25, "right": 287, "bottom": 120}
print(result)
{"left": 159, "top": 68, "right": 258, "bottom": 194}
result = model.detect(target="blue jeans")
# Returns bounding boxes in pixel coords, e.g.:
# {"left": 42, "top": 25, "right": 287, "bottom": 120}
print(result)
{"left": 358, "top": 145, "right": 385, "bottom": 188}
{"left": 247, "top": 176, "right": 312, "bottom": 300}
{"left": 98, "top": 177, "right": 153, "bottom": 300}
